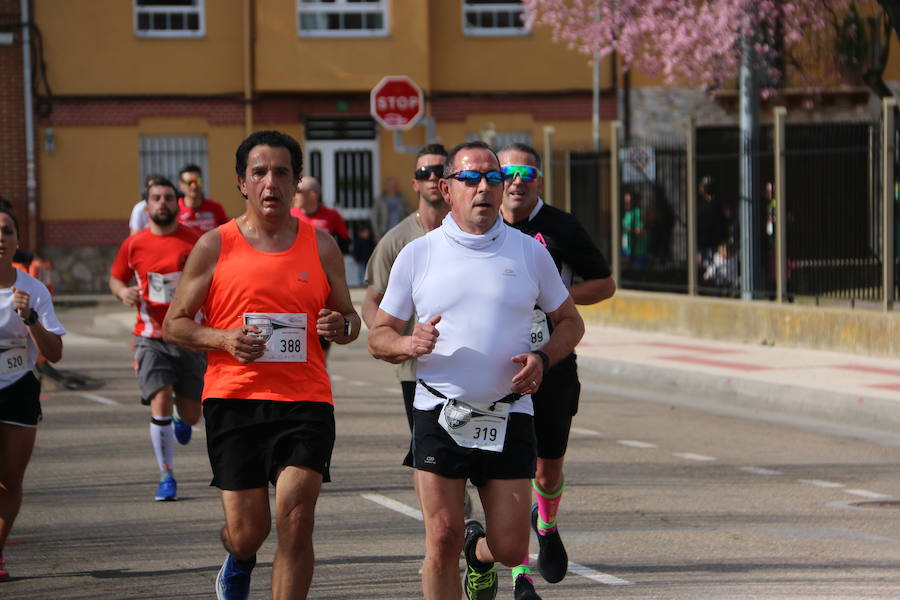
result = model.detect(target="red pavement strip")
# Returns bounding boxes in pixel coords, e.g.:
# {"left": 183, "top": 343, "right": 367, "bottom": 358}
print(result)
{"left": 642, "top": 342, "right": 741, "bottom": 353}
{"left": 657, "top": 354, "right": 770, "bottom": 371}
{"left": 833, "top": 364, "right": 900, "bottom": 377}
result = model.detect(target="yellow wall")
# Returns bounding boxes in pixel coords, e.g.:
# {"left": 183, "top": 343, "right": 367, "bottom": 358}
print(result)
{"left": 255, "top": 0, "right": 431, "bottom": 92}
{"left": 36, "top": 0, "right": 244, "bottom": 95}
{"left": 428, "top": 2, "right": 599, "bottom": 92}
{"left": 39, "top": 119, "right": 248, "bottom": 221}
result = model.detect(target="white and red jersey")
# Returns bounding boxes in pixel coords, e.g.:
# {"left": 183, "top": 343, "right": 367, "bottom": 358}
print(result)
{"left": 110, "top": 225, "right": 200, "bottom": 338}
{"left": 178, "top": 197, "right": 228, "bottom": 233}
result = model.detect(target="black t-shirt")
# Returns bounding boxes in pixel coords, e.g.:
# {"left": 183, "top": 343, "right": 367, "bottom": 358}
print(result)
{"left": 506, "top": 202, "right": 612, "bottom": 369}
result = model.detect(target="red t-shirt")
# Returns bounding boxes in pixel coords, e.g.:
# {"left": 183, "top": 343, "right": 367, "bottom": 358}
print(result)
{"left": 291, "top": 205, "right": 349, "bottom": 242}
{"left": 110, "top": 225, "right": 201, "bottom": 338}
{"left": 178, "top": 198, "right": 229, "bottom": 233}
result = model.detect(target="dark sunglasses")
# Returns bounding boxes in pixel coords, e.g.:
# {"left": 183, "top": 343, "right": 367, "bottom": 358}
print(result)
{"left": 447, "top": 170, "right": 504, "bottom": 186}
{"left": 414, "top": 165, "right": 445, "bottom": 180}
{"left": 501, "top": 165, "right": 542, "bottom": 183}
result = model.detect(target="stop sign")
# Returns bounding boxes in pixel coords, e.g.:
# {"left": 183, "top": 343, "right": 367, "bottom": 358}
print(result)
{"left": 370, "top": 76, "right": 424, "bottom": 131}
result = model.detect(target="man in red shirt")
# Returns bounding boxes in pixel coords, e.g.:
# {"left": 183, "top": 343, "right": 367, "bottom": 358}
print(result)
{"left": 291, "top": 177, "right": 350, "bottom": 253}
{"left": 110, "top": 176, "right": 205, "bottom": 502}
{"left": 178, "top": 164, "right": 229, "bottom": 233}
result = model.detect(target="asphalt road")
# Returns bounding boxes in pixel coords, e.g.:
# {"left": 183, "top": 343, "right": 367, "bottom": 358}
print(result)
{"left": 5, "top": 301, "right": 900, "bottom": 599}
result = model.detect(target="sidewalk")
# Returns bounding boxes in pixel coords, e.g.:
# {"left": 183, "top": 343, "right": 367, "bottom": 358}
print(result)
{"left": 574, "top": 323, "right": 900, "bottom": 435}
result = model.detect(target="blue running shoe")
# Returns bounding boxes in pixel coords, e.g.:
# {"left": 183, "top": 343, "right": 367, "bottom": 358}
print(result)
{"left": 173, "top": 415, "right": 192, "bottom": 445}
{"left": 216, "top": 554, "right": 256, "bottom": 600}
{"left": 154, "top": 474, "right": 177, "bottom": 501}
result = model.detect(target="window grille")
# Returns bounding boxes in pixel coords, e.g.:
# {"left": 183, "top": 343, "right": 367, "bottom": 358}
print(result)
{"left": 463, "top": 0, "right": 527, "bottom": 36}
{"left": 135, "top": 0, "right": 205, "bottom": 38}
{"left": 138, "top": 135, "right": 209, "bottom": 195}
{"left": 298, "top": 0, "right": 388, "bottom": 38}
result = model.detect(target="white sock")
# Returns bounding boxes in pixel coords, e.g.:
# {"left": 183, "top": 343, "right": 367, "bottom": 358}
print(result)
{"left": 150, "top": 417, "right": 175, "bottom": 477}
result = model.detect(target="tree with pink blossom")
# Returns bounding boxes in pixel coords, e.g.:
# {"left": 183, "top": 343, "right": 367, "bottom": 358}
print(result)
{"left": 523, "top": 0, "right": 892, "bottom": 94}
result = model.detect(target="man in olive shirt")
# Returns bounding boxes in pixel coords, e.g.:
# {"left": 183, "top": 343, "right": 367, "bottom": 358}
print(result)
{"left": 361, "top": 143, "right": 448, "bottom": 432}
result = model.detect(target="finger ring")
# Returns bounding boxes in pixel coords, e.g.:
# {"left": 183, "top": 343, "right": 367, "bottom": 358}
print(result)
{"left": 531, "top": 380, "right": 537, "bottom": 386}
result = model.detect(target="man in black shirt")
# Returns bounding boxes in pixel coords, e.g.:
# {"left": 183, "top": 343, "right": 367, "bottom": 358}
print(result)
{"left": 499, "top": 142, "right": 615, "bottom": 600}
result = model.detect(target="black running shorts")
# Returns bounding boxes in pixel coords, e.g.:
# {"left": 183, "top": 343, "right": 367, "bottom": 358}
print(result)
{"left": 134, "top": 336, "right": 206, "bottom": 405}
{"left": 401, "top": 380, "right": 416, "bottom": 434}
{"left": 404, "top": 406, "right": 536, "bottom": 488}
{"left": 0, "top": 371, "right": 41, "bottom": 427}
{"left": 532, "top": 356, "right": 580, "bottom": 460}
{"left": 204, "top": 399, "right": 335, "bottom": 490}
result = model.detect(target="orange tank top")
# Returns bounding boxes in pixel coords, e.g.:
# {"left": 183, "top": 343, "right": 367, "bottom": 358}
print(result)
{"left": 202, "top": 218, "right": 332, "bottom": 404}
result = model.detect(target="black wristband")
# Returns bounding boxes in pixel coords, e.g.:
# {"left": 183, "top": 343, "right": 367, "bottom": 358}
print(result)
{"left": 22, "top": 308, "right": 38, "bottom": 326}
{"left": 531, "top": 350, "right": 550, "bottom": 372}
{"left": 342, "top": 317, "right": 351, "bottom": 337}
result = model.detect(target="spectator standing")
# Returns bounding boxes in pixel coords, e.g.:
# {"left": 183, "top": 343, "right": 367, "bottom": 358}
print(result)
{"left": 371, "top": 177, "right": 410, "bottom": 240}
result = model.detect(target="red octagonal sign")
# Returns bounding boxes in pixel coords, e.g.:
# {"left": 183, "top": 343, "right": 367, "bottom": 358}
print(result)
{"left": 370, "top": 75, "right": 424, "bottom": 131}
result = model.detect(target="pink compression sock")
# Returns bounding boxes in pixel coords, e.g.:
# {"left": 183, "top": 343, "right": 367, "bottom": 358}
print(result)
{"left": 533, "top": 479, "right": 565, "bottom": 535}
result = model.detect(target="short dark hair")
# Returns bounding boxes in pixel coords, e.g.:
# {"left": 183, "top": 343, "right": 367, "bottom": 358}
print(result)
{"left": 498, "top": 142, "right": 542, "bottom": 170}
{"left": 0, "top": 206, "right": 19, "bottom": 236}
{"left": 415, "top": 143, "right": 447, "bottom": 162}
{"left": 178, "top": 164, "right": 203, "bottom": 178}
{"left": 235, "top": 130, "right": 303, "bottom": 180}
{"left": 144, "top": 176, "right": 178, "bottom": 201}
{"left": 444, "top": 141, "right": 499, "bottom": 178}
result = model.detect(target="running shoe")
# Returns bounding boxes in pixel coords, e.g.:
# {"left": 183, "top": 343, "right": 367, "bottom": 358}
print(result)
{"left": 513, "top": 574, "right": 541, "bottom": 600}
{"left": 154, "top": 474, "right": 177, "bottom": 501}
{"left": 216, "top": 553, "right": 256, "bottom": 600}
{"left": 463, "top": 520, "right": 497, "bottom": 600}
{"left": 0, "top": 556, "right": 9, "bottom": 582}
{"left": 173, "top": 415, "right": 192, "bottom": 445}
{"left": 531, "top": 503, "right": 568, "bottom": 583}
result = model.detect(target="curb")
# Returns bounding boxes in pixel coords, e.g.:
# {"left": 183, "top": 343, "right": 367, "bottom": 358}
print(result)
{"left": 576, "top": 354, "right": 900, "bottom": 436}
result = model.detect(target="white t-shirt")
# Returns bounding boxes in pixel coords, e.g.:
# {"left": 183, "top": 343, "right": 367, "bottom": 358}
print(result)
{"left": 0, "top": 270, "right": 66, "bottom": 389}
{"left": 379, "top": 219, "right": 569, "bottom": 415}
{"left": 129, "top": 200, "right": 149, "bottom": 232}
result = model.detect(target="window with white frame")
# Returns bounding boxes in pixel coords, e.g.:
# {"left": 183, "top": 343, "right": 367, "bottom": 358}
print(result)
{"left": 297, "top": 0, "right": 388, "bottom": 38}
{"left": 463, "top": 0, "right": 527, "bottom": 36}
{"left": 134, "top": 0, "right": 205, "bottom": 38}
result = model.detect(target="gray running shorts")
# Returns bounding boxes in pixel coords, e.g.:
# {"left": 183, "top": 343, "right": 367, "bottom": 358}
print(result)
{"left": 134, "top": 336, "right": 205, "bottom": 405}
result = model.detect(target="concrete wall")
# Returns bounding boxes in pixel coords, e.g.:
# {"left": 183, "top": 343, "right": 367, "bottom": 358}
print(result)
{"left": 579, "top": 290, "right": 900, "bottom": 358}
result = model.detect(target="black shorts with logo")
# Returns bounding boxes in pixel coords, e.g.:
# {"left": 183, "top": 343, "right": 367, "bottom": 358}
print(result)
{"left": 204, "top": 398, "right": 335, "bottom": 490}
{"left": 0, "top": 371, "right": 42, "bottom": 427}
{"left": 532, "top": 354, "right": 580, "bottom": 460}
{"left": 404, "top": 405, "right": 536, "bottom": 488}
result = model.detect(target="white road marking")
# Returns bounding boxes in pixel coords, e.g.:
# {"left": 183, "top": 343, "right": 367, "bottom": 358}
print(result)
{"left": 799, "top": 479, "right": 844, "bottom": 488}
{"left": 617, "top": 440, "right": 657, "bottom": 448}
{"left": 62, "top": 332, "right": 121, "bottom": 347}
{"left": 565, "top": 559, "right": 634, "bottom": 586}
{"left": 737, "top": 466, "right": 783, "bottom": 476}
{"left": 383, "top": 387, "right": 402, "bottom": 394}
{"left": 673, "top": 452, "right": 716, "bottom": 461}
{"left": 844, "top": 489, "right": 890, "bottom": 499}
{"left": 571, "top": 427, "right": 601, "bottom": 437}
{"left": 362, "top": 495, "right": 635, "bottom": 587}
{"left": 361, "top": 493, "right": 423, "bottom": 521}
{"left": 331, "top": 374, "right": 345, "bottom": 382}
{"left": 79, "top": 393, "right": 119, "bottom": 406}
{"left": 349, "top": 380, "right": 368, "bottom": 387}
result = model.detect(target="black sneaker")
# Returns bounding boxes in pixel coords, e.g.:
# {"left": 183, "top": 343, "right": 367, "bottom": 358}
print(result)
{"left": 513, "top": 574, "right": 542, "bottom": 600}
{"left": 531, "top": 503, "right": 568, "bottom": 583}
{"left": 463, "top": 520, "right": 497, "bottom": 600}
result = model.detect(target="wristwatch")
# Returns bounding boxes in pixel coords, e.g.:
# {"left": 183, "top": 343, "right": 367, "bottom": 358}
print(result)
{"left": 22, "top": 308, "right": 38, "bottom": 326}
{"left": 531, "top": 350, "right": 550, "bottom": 373}
{"left": 342, "top": 317, "right": 351, "bottom": 337}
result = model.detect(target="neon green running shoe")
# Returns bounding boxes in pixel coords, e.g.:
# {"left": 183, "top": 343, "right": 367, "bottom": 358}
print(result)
{"left": 464, "top": 520, "right": 498, "bottom": 600}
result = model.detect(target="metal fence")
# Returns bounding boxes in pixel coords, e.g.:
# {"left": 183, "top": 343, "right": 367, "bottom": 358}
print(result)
{"left": 547, "top": 99, "right": 899, "bottom": 309}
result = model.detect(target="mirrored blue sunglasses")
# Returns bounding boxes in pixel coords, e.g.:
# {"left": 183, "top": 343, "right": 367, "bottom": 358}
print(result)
{"left": 447, "top": 170, "right": 504, "bottom": 186}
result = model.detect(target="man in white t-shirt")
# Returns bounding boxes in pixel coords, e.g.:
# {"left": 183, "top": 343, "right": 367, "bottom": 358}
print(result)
{"left": 368, "top": 141, "right": 584, "bottom": 600}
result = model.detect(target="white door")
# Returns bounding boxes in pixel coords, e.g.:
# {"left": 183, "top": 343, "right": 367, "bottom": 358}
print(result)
{"left": 304, "top": 139, "right": 380, "bottom": 222}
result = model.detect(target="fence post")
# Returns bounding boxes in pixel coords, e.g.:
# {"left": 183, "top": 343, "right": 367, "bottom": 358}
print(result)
{"left": 543, "top": 126, "right": 555, "bottom": 206}
{"left": 883, "top": 97, "right": 896, "bottom": 311}
{"left": 774, "top": 106, "right": 787, "bottom": 303}
{"left": 686, "top": 117, "right": 697, "bottom": 296}
{"left": 610, "top": 121, "right": 621, "bottom": 286}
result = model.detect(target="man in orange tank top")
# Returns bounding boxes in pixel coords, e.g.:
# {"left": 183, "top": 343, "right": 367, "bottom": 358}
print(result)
{"left": 162, "top": 130, "right": 360, "bottom": 600}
